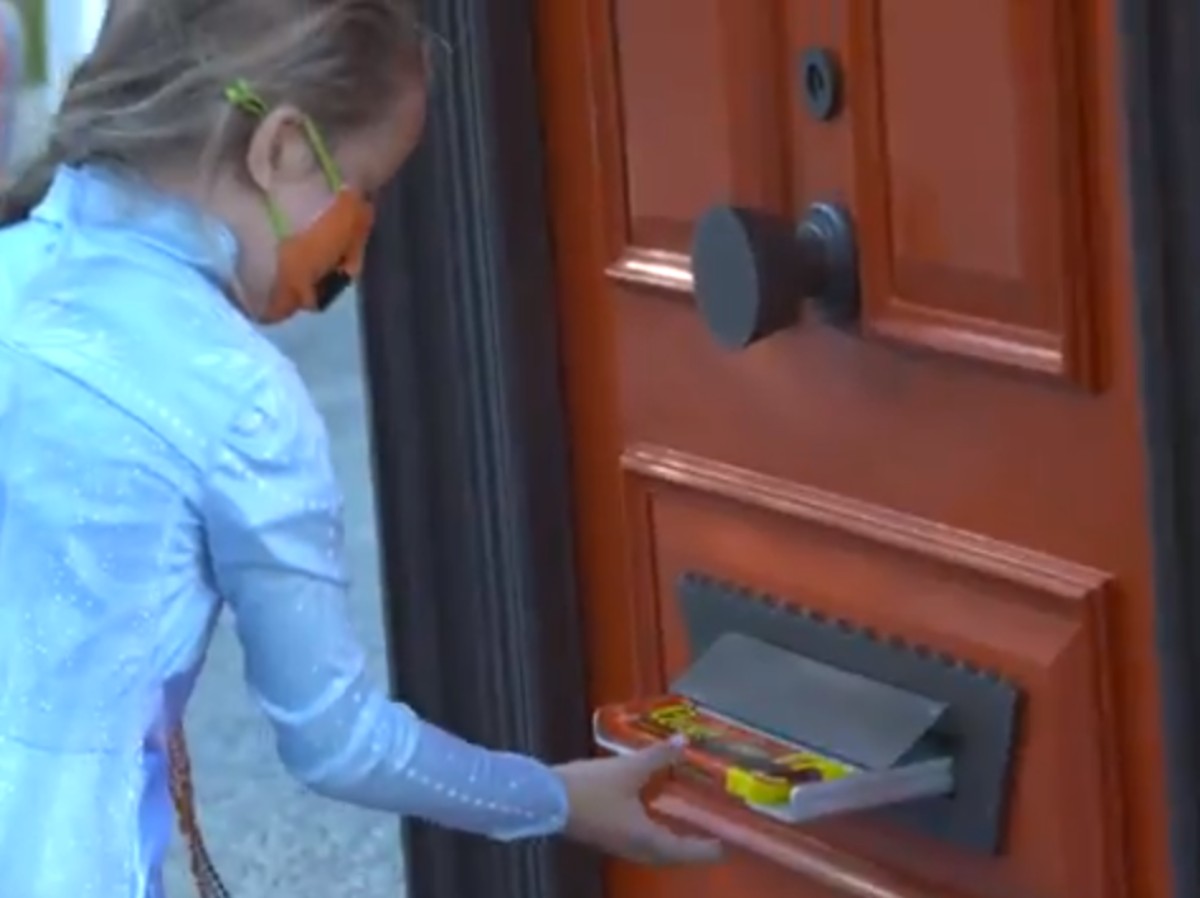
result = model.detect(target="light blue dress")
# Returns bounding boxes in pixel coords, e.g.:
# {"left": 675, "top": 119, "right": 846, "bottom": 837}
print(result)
{"left": 0, "top": 164, "right": 569, "bottom": 898}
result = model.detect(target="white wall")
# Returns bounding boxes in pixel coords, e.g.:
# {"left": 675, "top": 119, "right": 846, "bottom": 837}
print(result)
{"left": 45, "top": 0, "right": 107, "bottom": 102}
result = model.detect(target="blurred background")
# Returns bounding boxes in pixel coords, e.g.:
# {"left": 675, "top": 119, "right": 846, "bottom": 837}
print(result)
{"left": 0, "top": 3, "right": 405, "bottom": 896}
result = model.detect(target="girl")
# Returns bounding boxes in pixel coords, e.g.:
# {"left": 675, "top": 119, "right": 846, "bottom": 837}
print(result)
{"left": 0, "top": 1, "right": 722, "bottom": 895}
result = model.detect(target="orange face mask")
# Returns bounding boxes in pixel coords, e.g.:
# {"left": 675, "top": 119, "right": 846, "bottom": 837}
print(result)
{"left": 226, "top": 80, "right": 375, "bottom": 324}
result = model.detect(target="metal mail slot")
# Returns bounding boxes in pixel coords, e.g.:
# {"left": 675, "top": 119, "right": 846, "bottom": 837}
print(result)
{"left": 675, "top": 573, "right": 1020, "bottom": 854}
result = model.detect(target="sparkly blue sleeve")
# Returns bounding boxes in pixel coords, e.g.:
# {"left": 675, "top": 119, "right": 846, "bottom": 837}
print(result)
{"left": 202, "top": 367, "right": 568, "bottom": 841}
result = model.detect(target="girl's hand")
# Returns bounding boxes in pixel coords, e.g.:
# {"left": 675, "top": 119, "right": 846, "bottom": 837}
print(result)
{"left": 554, "top": 739, "right": 724, "bottom": 866}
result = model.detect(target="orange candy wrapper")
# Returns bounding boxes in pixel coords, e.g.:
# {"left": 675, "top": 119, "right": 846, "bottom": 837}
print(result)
{"left": 593, "top": 695, "right": 857, "bottom": 807}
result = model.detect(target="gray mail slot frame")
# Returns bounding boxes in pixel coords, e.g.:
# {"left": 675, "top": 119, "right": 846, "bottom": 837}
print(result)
{"left": 676, "top": 572, "right": 1020, "bottom": 854}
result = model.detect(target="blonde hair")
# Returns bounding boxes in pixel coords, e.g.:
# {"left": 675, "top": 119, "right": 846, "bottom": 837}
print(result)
{"left": 0, "top": 0, "right": 427, "bottom": 224}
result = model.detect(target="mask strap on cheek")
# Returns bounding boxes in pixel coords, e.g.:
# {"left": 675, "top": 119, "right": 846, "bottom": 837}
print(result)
{"left": 264, "top": 198, "right": 288, "bottom": 239}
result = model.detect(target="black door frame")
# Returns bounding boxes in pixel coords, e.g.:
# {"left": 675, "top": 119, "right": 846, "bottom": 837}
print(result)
{"left": 359, "top": 1, "right": 1200, "bottom": 897}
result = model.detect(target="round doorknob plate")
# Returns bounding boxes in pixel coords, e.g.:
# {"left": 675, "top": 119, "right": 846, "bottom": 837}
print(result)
{"left": 798, "top": 202, "right": 860, "bottom": 327}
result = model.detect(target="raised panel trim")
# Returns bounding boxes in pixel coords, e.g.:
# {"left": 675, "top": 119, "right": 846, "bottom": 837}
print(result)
{"left": 623, "top": 443, "right": 1111, "bottom": 603}
{"left": 606, "top": 246, "right": 693, "bottom": 295}
{"left": 655, "top": 790, "right": 937, "bottom": 898}
{"left": 868, "top": 303, "right": 1068, "bottom": 378}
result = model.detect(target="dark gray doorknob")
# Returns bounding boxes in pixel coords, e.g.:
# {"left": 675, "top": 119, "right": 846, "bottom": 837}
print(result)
{"left": 690, "top": 202, "right": 860, "bottom": 350}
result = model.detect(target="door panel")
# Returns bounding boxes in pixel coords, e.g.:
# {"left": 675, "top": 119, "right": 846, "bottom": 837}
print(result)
{"left": 622, "top": 449, "right": 1114, "bottom": 898}
{"left": 608, "top": 0, "right": 788, "bottom": 280}
{"left": 536, "top": 1, "right": 1170, "bottom": 897}
{"left": 833, "top": 0, "right": 1095, "bottom": 381}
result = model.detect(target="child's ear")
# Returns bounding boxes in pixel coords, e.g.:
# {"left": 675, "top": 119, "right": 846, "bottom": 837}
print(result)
{"left": 243, "top": 104, "right": 314, "bottom": 191}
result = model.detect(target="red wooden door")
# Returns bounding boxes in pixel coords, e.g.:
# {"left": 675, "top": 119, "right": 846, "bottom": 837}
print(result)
{"left": 536, "top": 2, "right": 1170, "bottom": 897}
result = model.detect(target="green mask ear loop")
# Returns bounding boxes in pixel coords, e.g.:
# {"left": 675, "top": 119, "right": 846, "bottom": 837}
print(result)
{"left": 224, "top": 79, "right": 346, "bottom": 237}
{"left": 299, "top": 117, "right": 345, "bottom": 192}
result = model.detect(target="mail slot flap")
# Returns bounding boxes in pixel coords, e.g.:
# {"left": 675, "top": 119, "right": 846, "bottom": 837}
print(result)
{"left": 672, "top": 632, "right": 948, "bottom": 771}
